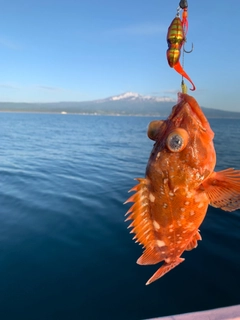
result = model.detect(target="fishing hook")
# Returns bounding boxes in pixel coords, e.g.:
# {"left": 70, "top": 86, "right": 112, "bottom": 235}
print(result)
{"left": 184, "top": 42, "right": 194, "bottom": 53}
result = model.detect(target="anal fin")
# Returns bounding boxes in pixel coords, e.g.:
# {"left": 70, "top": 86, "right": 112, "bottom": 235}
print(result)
{"left": 146, "top": 257, "right": 184, "bottom": 285}
{"left": 137, "top": 247, "right": 163, "bottom": 265}
{"left": 185, "top": 230, "right": 202, "bottom": 251}
{"left": 202, "top": 168, "right": 240, "bottom": 212}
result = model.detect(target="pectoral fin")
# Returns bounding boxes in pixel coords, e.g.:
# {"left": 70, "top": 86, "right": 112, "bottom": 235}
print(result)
{"left": 202, "top": 169, "right": 240, "bottom": 212}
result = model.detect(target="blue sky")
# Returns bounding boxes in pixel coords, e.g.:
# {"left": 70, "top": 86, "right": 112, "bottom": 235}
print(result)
{"left": 0, "top": 0, "right": 239, "bottom": 110}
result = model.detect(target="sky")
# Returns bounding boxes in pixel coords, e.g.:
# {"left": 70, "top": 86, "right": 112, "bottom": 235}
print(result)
{"left": 0, "top": 0, "right": 239, "bottom": 111}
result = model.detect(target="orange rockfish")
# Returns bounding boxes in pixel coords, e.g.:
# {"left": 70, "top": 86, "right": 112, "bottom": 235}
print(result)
{"left": 125, "top": 93, "right": 240, "bottom": 285}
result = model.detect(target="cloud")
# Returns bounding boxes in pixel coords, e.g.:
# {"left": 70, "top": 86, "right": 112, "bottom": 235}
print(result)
{"left": 0, "top": 84, "right": 66, "bottom": 95}
{"left": 0, "top": 84, "right": 64, "bottom": 92}
{"left": 0, "top": 83, "right": 19, "bottom": 89}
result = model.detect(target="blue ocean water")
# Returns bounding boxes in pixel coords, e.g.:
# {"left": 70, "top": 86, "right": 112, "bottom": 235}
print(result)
{"left": 0, "top": 113, "right": 239, "bottom": 320}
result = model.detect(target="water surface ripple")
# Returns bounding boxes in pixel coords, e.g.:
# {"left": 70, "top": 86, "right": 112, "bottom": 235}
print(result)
{"left": 0, "top": 113, "right": 239, "bottom": 319}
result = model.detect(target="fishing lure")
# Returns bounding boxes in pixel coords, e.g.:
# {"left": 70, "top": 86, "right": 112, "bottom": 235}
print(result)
{"left": 166, "top": 2, "right": 195, "bottom": 91}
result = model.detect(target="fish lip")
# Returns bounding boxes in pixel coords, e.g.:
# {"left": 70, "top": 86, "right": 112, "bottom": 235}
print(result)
{"left": 186, "top": 103, "right": 207, "bottom": 132}
{"left": 177, "top": 93, "right": 206, "bottom": 123}
{"left": 172, "top": 93, "right": 214, "bottom": 137}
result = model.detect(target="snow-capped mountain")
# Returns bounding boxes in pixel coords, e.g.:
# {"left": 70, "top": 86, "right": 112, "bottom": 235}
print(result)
{"left": 89, "top": 91, "right": 177, "bottom": 116}
{"left": 107, "top": 92, "right": 176, "bottom": 103}
{"left": 110, "top": 92, "right": 141, "bottom": 101}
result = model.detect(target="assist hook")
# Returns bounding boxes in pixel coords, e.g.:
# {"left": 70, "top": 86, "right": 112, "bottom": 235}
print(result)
{"left": 184, "top": 43, "right": 194, "bottom": 53}
{"left": 179, "top": 0, "right": 194, "bottom": 54}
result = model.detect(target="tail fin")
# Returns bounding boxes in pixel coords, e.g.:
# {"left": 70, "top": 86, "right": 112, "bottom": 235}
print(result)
{"left": 146, "top": 257, "right": 184, "bottom": 285}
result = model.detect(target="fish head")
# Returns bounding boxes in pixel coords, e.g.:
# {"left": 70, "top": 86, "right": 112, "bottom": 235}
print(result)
{"left": 147, "top": 93, "right": 216, "bottom": 186}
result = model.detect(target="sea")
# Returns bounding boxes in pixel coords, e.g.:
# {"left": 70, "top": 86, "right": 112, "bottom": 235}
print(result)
{"left": 0, "top": 112, "right": 239, "bottom": 320}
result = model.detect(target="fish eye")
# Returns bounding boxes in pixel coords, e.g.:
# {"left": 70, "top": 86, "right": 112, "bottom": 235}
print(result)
{"left": 147, "top": 120, "right": 165, "bottom": 141}
{"left": 166, "top": 128, "right": 189, "bottom": 152}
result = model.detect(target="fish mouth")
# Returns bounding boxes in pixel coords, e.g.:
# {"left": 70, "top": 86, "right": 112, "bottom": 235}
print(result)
{"left": 172, "top": 93, "right": 214, "bottom": 137}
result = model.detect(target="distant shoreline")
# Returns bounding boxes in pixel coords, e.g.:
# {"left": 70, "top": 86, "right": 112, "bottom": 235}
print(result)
{"left": 0, "top": 110, "right": 239, "bottom": 119}
{"left": 0, "top": 94, "right": 239, "bottom": 118}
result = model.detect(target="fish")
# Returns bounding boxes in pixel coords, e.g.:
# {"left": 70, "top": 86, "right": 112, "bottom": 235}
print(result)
{"left": 125, "top": 93, "right": 240, "bottom": 285}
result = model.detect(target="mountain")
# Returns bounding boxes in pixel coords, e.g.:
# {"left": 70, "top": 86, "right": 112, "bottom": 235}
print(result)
{"left": 0, "top": 92, "right": 239, "bottom": 118}
{"left": 101, "top": 92, "right": 175, "bottom": 103}
{"left": 90, "top": 92, "right": 176, "bottom": 116}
